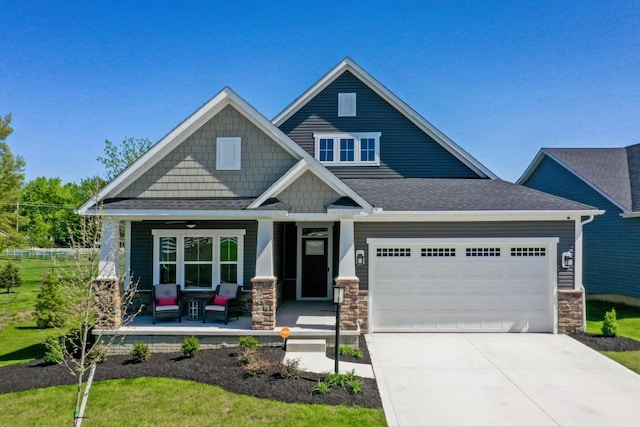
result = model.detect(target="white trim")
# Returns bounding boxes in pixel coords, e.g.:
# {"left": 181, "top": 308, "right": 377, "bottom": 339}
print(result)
{"left": 621, "top": 212, "right": 640, "bottom": 218}
{"left": 517, "top": 149, "right": 629, "bottom": 213}
{"left": 366, "top": 237, "right": 558, "bottom": 333}
{"left": 296, "top": 222, "right": 333, "bottom": 300}
{"left": 124, "top": 221, "right": 131, "bottom": 290}
{"left": 151, "top": 229, "right": 245, "bottom": 290}
{"left": 313, "top": 132, "right": 381, "bottom": 166}
{"left": 272, "top": 57, "right": 497, "bottom": 179}
{"left": 356, "top": 210, "right": 604, "bottom": 222}
{"left": 338, "top": 92, "right": 356, "bottom": 117}
{"left": 216, "top": 137, "right": 241, "bottom": 170}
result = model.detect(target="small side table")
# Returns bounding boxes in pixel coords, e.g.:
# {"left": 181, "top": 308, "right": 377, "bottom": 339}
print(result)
{"left": 187, "top": 298, "right": 200, "bottom": 321}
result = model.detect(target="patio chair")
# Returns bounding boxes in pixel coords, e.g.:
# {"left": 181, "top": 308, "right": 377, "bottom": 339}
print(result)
{"left": 203, "top": 283, "right": 242, "bottom": 324}
{"left": 152, "top": 283, "right": 182, "bottom": 324}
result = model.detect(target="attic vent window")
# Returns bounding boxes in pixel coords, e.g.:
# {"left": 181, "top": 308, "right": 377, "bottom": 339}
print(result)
{"left": 338, "top": 93, "right": 356, "bottom": 117}
{"left": 216, "top": 137, "right": 241, "bottom": 170}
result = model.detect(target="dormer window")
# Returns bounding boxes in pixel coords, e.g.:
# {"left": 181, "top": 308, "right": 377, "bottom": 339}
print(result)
{"left": 338, "top": 93, "right": 356, "bottom": 117}
{"left": 314, "top": 132, "right": 380, "bottom": 166}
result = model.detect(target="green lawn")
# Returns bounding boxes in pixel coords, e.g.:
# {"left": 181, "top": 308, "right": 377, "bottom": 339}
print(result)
{"left": 0, "top": 257, "right": 65, "bottom": 367}
{"left": 585, "top": 299, "right": 640, "bottom": 374}
{"left": 0, "top": 377, "right": 386, "bottom": 426}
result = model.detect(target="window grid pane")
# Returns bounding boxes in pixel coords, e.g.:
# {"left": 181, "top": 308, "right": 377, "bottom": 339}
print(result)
{"left": 360, "top": 138, "right": 375, "bottom": 162}
{"left": 319, "top": 138, "right": 334, "bottom": 162}
{"left": 340, "top": 138, "right": 354, "bottom": 162}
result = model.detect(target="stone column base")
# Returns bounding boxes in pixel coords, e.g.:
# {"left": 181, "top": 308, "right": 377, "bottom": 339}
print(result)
{"left": 358, "top": 290, "right": 369, "bottom": 333}
{"left": 558, "top": 289, "right": 584, "bottom": 334}
{"left": 251, "top": 277, "right": 277, "bottom": 330}
{"left": 335, "top": 277, "right": 359, "bottom": 331}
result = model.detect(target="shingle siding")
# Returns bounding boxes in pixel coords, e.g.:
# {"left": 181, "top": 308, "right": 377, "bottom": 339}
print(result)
{"left": 130, "top": 220, "right": 257, "bottom": 292}
{"left": 117, "top": 105, "right": 297, "bottom": 198}
{"left": 277, "top": 171, "right": 341, "bottom": 213}
{"left": 523, "top": 156, "right": 640, "bottom": 298}
{"left": 278, "top": 71, "right": 481, "bottom": 179}
{"left": 354, "top": 221, "right": 575, "bottom": 291}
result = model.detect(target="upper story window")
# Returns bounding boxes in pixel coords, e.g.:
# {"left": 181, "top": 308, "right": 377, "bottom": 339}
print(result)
{"left": 338, "top": 93, "right": 356, "bottom": 117}
{"left": 216, "top": 137, "right": 241, "bottom": 170}
{"left": 314, "top": 132, "right": 381, "bottom": 166}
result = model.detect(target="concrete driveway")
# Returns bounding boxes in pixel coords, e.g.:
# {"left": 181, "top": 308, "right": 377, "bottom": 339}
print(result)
{"left": 367, "top": 333, "right": 640, "bottom": 427}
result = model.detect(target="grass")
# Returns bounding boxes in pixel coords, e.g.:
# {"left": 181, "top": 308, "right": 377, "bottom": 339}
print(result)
{"left": 0, "top": 257, "right": 73, "bottom": 367}
{"left": 0, "top": 377, "right": 386, "bottom": 426}
{"left": 585, "top": 299, "right": 640, "bottom": 374}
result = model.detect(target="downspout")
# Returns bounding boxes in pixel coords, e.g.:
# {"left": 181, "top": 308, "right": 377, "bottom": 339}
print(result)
{"left": 579, "top": 215, "right": 596, "bottom": 331}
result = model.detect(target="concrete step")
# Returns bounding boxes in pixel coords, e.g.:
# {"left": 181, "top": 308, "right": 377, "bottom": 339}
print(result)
{"left": 286, "top": 339, "right": 326, "bottom": 353}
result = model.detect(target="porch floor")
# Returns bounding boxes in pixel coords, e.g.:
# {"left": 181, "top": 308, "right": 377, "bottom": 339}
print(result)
{"left": 106, "top": 300, "right": 349, "bottom": 337}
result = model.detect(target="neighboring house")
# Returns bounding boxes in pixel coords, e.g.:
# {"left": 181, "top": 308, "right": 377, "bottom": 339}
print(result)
{"left": 80, "top": 58, "right": 601, "bottom": 334}
{"left": 518, "top": 144, "right": 640, "bottom": 302}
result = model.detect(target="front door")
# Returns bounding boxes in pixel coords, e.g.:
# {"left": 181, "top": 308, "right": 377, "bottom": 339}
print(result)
{"left": 301, "top": 237, "right": 328, "bottom": 298}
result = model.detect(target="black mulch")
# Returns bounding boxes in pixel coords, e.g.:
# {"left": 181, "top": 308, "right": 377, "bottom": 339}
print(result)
{"left": 0, "top": 335, "right": 381, "bottom": 409}
{"left": 570, "top": 332, "right": 640, "bottom": 352}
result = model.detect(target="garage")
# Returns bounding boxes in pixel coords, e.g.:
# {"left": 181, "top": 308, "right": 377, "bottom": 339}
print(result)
{"left": 368, "top": 238, "right": 558, "bottom": 333}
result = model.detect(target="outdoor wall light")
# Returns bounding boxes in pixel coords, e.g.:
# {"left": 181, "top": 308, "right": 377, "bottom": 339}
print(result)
{"left": 356, "top": 249, "right": 365, "bottom": 265}
{"left": 562, "top": 249, "right": 574, "bottom": 268}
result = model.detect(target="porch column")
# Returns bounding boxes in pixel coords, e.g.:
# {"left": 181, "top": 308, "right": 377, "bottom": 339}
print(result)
{"left": 338, "top": 219, "right": 356, "bottom": 278}
{"left": 98, "top": 218, "right": 120, "bottom": 279}
{"left": 123, "top": 220, "right": 131, "bottom": 290}
{"left": 574, "top": 219, "right": 583, "bottom": 290}
{"left": 255, "top": 219, "right": 274, "bottom": 277}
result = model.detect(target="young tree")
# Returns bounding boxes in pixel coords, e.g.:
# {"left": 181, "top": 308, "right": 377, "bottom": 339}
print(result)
{"left": 0, "top": 261, "right": 22, "bottom": 293}
{"left": 97, "top": 137, "right": 152, "bottom": 180}
{"left": 34, "top": 273, "right": 68, "bottom": 327}
{"left": 0, "top": 113, "right": 27, "bottom": 249}
{"left": 50, "top": 207, "right": 140, "bottom": 426}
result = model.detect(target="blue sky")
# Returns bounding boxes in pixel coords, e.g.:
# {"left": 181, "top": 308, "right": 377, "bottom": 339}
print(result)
{"left": 1, "top": 1, "right": 639, "bottom": 183}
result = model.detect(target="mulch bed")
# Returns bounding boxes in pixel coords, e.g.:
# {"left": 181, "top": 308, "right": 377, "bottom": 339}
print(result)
{"left": 0, "top": 335, "right": 382, "bottom": 409}
{"left": 570, "top": 332, "right": 640, "bottom": 352}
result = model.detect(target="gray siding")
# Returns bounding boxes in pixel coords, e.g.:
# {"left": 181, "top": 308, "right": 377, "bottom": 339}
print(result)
{"left": 273, "top": 222, "right": 284, "bottom": 280}
{"left": 523, "top": 156, "right": 640, "bottom": 298}
{"left": 354, "top": 221, "right": 575, "bottom": 291}
{"left": 117, "top": 105, "right": 297, "bottom": 198}
{"left": 130, "top": 220, "right": 257, "bottom": 291}
{"left": 277, "top": 171, "right": 341, "bottom": 213}
{"left": 278, "top": 71, "right": 481, "bottom": 179}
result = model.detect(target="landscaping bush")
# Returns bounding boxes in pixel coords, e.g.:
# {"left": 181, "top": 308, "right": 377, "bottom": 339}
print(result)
{"left": 602, "top": 308, "right": 619, "bottom": 337}
{"left": 280, "top": 357, "right": 301, "bottom": 379}
{"left": 87, "top": 345, "right": 107, "bottom": 363}
{"left": 311, "top": 381, "right": 329, "bottom": 395}
{"left": 0, "top": 262, "right": 22, "bottom": 293}
{"left": 34, "top": 273, "right": 68, "bottom": 328}
{"left": 313, "top": 370, "right": 364, "bottom": 395}
{"left": 43, "top": 337, "right": 64, "bottom": 364}
{"left": 181, "top": 336, "right": 200, "bottom": 358}
{"left": 130, "top": 342, "right": 151, "bottom": 363}
{"left": 238, "top": 336, "right": 259, "bottom": 352}
{"left": 339, "top": 345, "right": 363, "bottom": 359}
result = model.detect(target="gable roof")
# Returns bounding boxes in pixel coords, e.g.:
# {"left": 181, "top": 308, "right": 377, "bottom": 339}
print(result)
{"left": 518, "top": 143, "right": 640, "bottom": 213}
{"left": 78, "top": 87, "right": 371, "bottom": 214}
{"left": 343, "top": 178, "right": 595, "bottom": 212}
{"left": 272, "top": 57, "right": 498, "bottom": 180}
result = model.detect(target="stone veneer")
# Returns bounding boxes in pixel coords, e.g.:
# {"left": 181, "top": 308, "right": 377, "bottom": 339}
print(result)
{"left": 93, "top": 279, "right": 122, "bottom": 329}
{"left": 251, "top": 277, "right": 277, "bottom": 330}
{"left": 558, "top": 289, "right": 584, "bottom": 334}
{"left": 335, "top": 277, "right": 359, "bottom": 331}
{"left": 358, "top": 290, "right": 369, "bottom": 333}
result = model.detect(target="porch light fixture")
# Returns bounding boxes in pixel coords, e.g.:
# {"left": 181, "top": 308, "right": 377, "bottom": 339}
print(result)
{"left": 333, "top": 285, "right": 346, "bottom": 373}
{"left": 356, "top": 250, "right": 365, "bottom": 266}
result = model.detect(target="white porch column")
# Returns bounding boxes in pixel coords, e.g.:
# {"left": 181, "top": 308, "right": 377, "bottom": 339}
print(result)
{"left": 574, "top": 219, "right": 583, "bottom": 290}
{"left": 98, "top": 218, "right": 120, "bottom": 279}
{"left": 255, "top": 219, "right": 274, "bottom": 278}
{"left": 338, "top": 219, "right": 356, "bottom": 278}
{"left": 123, "top": 221, "right": 131, "bottom": 290}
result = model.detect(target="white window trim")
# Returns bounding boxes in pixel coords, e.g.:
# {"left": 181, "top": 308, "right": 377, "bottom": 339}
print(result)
{"left": 152, "top": 229, "right": 245, "bottom": 290}
{"left": 216, "top": 137, "right": 241, "bottom": 170}
{"left": 313, "top": 132, "right": 381, "bottom": 166}
{"left": 338, "top": 93, "right": 356, "bottom": 117}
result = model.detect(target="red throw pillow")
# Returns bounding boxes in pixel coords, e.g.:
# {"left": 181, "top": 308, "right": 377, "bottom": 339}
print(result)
{"left": 156, "top": 297, "right": 177, "bottom": 306}
{"left": 213, "top": 295, "right": 231, "bottom": 306}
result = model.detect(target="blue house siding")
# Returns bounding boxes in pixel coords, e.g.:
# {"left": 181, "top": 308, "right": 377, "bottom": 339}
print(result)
{"left": 130, "top": 220, "right": 257, "bottom": 292}
{"left": 354, "top": 221, "right": 575, "bottom": 292}
{"left": 278, "top": 71, "right": 482, "bottom": 179}
{"left": 522, "top": 156, "right": 640, "bottom": 298}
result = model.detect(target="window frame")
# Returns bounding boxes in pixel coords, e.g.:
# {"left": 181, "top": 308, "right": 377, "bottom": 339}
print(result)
{"left": 313, "top": 132, "right": 381, "bottom": 166}
{"left": 216, "top": 137, "right": 241, "bottom": 170}
{"left": 152, "top": 229, "right": 245, "bottom": 290}
{"left": 338, "top": 93, "right": 356, "bottom": 117}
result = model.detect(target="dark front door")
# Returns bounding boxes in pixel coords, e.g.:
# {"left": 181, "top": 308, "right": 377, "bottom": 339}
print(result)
{"left": 301, "top": 238, "right": 328, "bottom": 298}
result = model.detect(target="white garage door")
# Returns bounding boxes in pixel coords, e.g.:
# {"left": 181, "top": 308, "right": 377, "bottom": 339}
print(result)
{"left": 368, "top": 238, "right": 557, "bottom": 333}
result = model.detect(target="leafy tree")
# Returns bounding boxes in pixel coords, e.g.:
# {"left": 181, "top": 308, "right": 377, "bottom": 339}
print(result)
{"left": 0, "top": 261, "right": 22, "bottom": 293}
{"left": 97, "top": 137, "right": 152, "bottom": 180}
{"left": 0, "top": 113, "right": 27, "bottom": 249}
{"left": 35, "top": 273, "right": 68, "bottom": 328}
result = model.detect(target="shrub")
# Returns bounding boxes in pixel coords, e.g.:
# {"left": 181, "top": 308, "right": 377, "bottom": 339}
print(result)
{"left": 280, "top": 357, "right": 301, "bottom": 379}
{"left": 339, "top": 345, "right": 364, "bottom": 359}
{"left": 181, "top": 336, "right": 200, "bottom": 358}
{"left": 311, "top": 381, "right": 330, "bottom": 395}
{"left": 323, "top": 372, "right": 347, "bottom": 389}
{"left": 0, "top": 262, "right": 22, "bottom": 293}
{"left": 348, "top": 378, "right": 363, "bottom": 394}
{"left": 238, "top": 336, "right": 259, "bottom": 352}
{"left": 244, "top": 357, "right": 271, "bottom": 376}
{"left": 602, "top": 308, "right": 619, "bottom": 337}
{"left": 34, "top": 274, "right": 68, "bottom": 328}
{"left": 130, "top": 342, "right": 151, "bottom": 363}
{"left": 87, "top": 345, "right": 107, "bottom": 363}
{"left": 43, "top": 337, "right": 64, "bottom": 364}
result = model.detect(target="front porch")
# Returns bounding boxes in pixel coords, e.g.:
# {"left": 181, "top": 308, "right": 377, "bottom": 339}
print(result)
{"left": 99, "top": 301, "right": 360, "bottom": 354}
